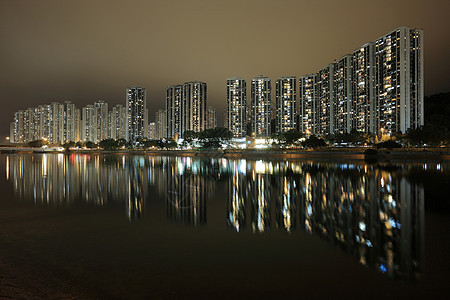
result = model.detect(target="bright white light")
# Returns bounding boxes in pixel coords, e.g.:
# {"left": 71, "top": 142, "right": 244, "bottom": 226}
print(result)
{"left": 255, "top": 160, "right": 265, "bottom": 173}
{"left": 239, "top": 160, "right": 246, "bottom": 174}
{"left": 359, "top": 222, "right": 366, "bottom": 231}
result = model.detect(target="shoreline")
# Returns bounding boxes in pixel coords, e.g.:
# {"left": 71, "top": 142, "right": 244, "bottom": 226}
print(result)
{"left": 1, "top": 147, "right": 450, "bottom": 161}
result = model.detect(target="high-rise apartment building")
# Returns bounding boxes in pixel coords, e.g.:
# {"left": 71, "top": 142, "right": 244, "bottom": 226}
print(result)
{"left": 109, "top": 104, "right": 126, "bottom": 140}
{"left": 352, "top": 43, "right": 376, "bottom": 134}
{"left": 207, "top": 106, "right": 216, "bottom": 129}
{"left": 316, "top": 66, "right": 333, "bottom": 135}
{"left": 148, "top": 122, "right": 156, "bottom": 140}
{"left": 275, "top": 76, "right": 296, "bottom": 133}
{"left": 296, "top": 26, "right": 423, "bottom": 138}
{"left": 226, "top": 77, "right": 247, "bottom": 138}
{"left": 375, "top": 27, "right": 424, "bottom": 136}
{"left": 63, "top": 101, "right": 77, "bottom": 142}
{"left": 126, "top": 87, "right": 147, "bottom": 141}
{"left": 182, "top": 81, "right": 207, "bottom": 135}
{"left": 332, "top": 56, "right": 352, "bottom": 135}
{"left": 251, "top": 75, "right": 271, "bottom": 137}
{"left": 50, "top": 102, "right": 64, "bottom": 144}
{"left": 94, "top": 100, "right": 109, "bottom": 142}
{"left": 82, "top": 105, "right": 97, "bottom": 142}
{"left": 299, "top": 74, "right": 316, "bottom": 135}
{"left": 155, "top": 109, "right": 166, "bottom": 139}
{"left": 166, "top": 85, "right": 183, "bottom": 139}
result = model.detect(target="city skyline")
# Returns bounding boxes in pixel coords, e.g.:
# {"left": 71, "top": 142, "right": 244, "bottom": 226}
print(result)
{"left": 1, "top": 0, "right": 449, "bottom": 138}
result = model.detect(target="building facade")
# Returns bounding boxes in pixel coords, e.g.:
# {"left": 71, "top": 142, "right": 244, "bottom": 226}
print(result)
{"left": 166, "top": 85, "right": 183, "bottom": 139}
{"left": 275, "top": 76, "right": 296, "bottom": 133}
{"left": 155, "top": 109, "right": 167, "bottom": 140}
{"left": 182, "top": 81, "right": 207, "bottom": 135}
{"left": 207, "top": 106, "right": 217, "bottom": 129}
{"left": 375, "top": 27, "right": 424, "bottom": 136}
{"left": 251, "top": 75, "right": 271, "bottom": 137}
{"left": 332, "top": 56, "right": 352, "bottom": 135}
{"left": 126, "top": 87, "right": 147, "bottom": 141}
{"left": 299, "top": 74, "right": 316, "bottom": 135}
{"left": 226, "top": 77, "right": 247, "bottom": 138}
{"left": 352, "top": 43, "right": 376, "bottom": 134}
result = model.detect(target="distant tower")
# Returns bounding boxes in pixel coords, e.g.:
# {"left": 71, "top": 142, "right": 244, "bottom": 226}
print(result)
{"left": 299, "top": 74, "right": 316, "bottom": 135}
{"left": 109, "top": 104, "right": 126, "bottom": 140}
{"left": 166, "top": 85, "right": 183, "bottom": 138}
{"left": 182, "top": 81, "right": 207, "bottom": 135}
{"left": 207, "top": 106, "right": 217, "bottom": 129}
{"left": 226, "top": 77, "right": 247, "bottom": 137}
{"left": 82, "top": 105, "right": 97, "bottom": 142}
{"left": 126, "top": 87, "right": 147, "bottom": 141}
{"left": 251, "top": 75, "right": 271, "bottom": 137}
{"left": 94, "top": 100, "right": 109, "bottom": 142}
{"left": 155, "top": 109, "right": 167, "bottom": 139}
{"left": 275, "top": 76, "right": 296, "bottom": 133}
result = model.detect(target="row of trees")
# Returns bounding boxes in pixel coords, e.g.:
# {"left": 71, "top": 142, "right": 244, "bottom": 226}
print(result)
{"left": 26, "top": 116, "right": 449, "bottom": 151}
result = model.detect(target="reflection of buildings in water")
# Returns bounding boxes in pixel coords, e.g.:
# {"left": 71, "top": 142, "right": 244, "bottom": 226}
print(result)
{"left": 275, "top": 176, "right": 297, "bottom": 233}
{"left": 7, "top": 154, "right": 426, "bottom": 278}
{"left": 6, "top": 154, "right": 151, "bottom": 221}
{"left": 124, "top": 156, "right": 148, "bottom": 221}
{"left": 223, "top": 160, "right": 425, "bottom": 279}
{"left": 297, "top": 164, "right": 425, "bottom": 280}
{"left": 165, "top": 157, "right": 211, "bottom": 226}
{"left": 249, "top": 161, "right": 271, "bottom": 233}
{"left": 227, "top": 161, "right": 247, "bottom": 232}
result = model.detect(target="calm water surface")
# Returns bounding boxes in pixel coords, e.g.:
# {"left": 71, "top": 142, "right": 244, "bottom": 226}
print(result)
{"left": 0, "top": 153, "right": 449, "bottom": 298}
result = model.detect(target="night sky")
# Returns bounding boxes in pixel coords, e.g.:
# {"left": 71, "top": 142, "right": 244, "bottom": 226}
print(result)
{"left": 1, "top": 0, "right": 450, "bottom": 137}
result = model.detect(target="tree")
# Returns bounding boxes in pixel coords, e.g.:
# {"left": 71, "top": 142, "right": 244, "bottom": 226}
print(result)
{"left": 328, "top": 129, "right": 367, "bottom": 145}
{"left": 282, "top": 129, "right": 303, "bottom": 146}
{"left": 27, "top": 139, "right": 49, "bottom": 147}
{"left": 85, "top": 141, "right": 97, "bottom": 149}
{"left": 376, "top": 140, "right": 402, "bottom": 149}
{"left": 272, "top": 130, "right": 303, "bottom": 147}
{"left": 406, "top": 125, "right": 444, "bottom": 147}
{"left": 198, "top": 127, "right": 232, "bottom": 149}
{"left": 117, "top": 138, "right": 128, "bottom": 148}
{"left": 99, "top": 139, "right": 120, "bottom": 151}
{"left": 62, "top": 141, "right": 76, "bottom": 151}
{"left": 302, "top": 135, "right": 327, "bottom": 149}
{"left": 164, "top": 139, "right": 178, "bottom": 149}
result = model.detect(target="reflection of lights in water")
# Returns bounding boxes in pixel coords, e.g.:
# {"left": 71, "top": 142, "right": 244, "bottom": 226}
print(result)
{"left": 307, "top": 204, "right": 312, "bottom": 216}
{"left": 6, "top": 156, "right": 9, "bottom": 180}
{"left": 239, "top": 160, "right": 246, "bottom": 175}
{"left": 42, "top": 154, "right": 47, "bottom": 177}
{"left": 6, "top": 155, "right": 426, "bottom": 280}
{"left": 255, "top": 160, "right": 265, "bottom": 174}
{"left": 58, "top": 153, "right": 64, "bottom": 164}
{"left": 359, "top": 222, "right": 366, "bottom": 232}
